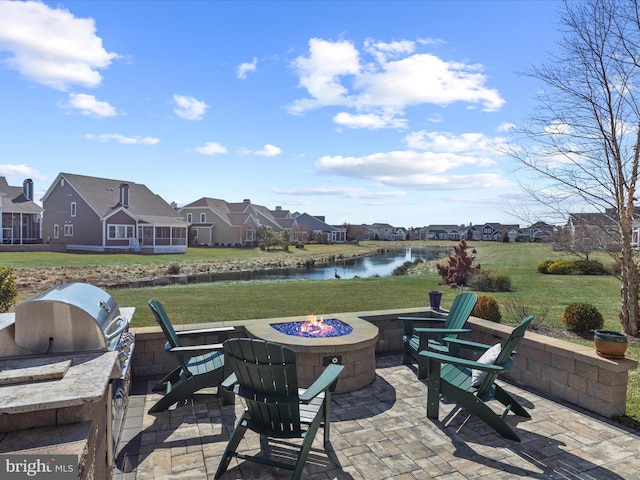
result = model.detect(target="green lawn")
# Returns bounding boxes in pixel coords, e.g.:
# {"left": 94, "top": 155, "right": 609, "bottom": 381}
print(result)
{"left": 6, "top": 240, "right": 640, "bottom": 423}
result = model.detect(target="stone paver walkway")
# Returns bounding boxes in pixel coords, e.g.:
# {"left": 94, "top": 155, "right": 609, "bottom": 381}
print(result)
{"left": 113, "top": 354, "right": 640, "bottom": 479}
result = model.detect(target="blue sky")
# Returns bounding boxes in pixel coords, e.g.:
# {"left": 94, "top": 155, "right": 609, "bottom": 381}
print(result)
{"left": 0, "top": 0, "right": 564, "bottom": 228}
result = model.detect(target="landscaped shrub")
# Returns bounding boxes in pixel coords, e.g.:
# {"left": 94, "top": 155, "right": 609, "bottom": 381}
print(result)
{"left": 472, "top": 295, "right": 502, "bottom": 323}
{"left": 167, "top": 263, "right": 181, "bottom": 275}
{"left": 471, "top": 268, "right": 512, "bottom": 292}
{"left": 547, "top": 260, "right": 575, "bottom": 275}
{"left": 0, "top": 268, "right": 17, "bottom": 313}
{"left": 572, "top": 260, "right": 607, "bottom": 275}
{"left": 436, "top": 239, "right": 480, "bottom": 286}
{"left": 537, "top": 260, "right": 555, "bottom": 274}
{"left": 561, "top": 302, "right": 604, "bottom": 333}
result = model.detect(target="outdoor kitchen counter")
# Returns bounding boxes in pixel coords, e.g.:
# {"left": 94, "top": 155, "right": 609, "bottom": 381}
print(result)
{"left": 0, "top": 350, "right": 119, "bottom": 415}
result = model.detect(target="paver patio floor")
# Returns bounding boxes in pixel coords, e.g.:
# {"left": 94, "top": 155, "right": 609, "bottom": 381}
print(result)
{"left": 113, "top": 353, "right": 640, "bottom": 479}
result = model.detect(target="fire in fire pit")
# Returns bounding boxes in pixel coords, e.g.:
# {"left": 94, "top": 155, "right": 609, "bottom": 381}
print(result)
{"left": 271, "top": 315, "right": 353, "bottom": 338}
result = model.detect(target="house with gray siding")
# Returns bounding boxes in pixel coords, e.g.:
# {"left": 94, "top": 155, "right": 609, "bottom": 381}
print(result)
{"left": 0, "top": 177, "right": 42, "bottom": 244}
{"left": 180, "top": 198, "right": 301, "bottom": 246}
{"left": 41, "top": 173, "right": 187, "bottom": 253}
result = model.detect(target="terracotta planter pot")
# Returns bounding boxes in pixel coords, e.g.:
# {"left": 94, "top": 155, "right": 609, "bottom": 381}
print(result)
{"left": 594, "top": 330, "right": 628, "bottom": 359}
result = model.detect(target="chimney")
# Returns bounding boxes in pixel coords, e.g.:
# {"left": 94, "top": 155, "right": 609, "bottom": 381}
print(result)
{"left": 23, "top": 179, "right": 33, "bottom": 201}
{"left": 119, "top": 183, "right": 130, "bottom": 208}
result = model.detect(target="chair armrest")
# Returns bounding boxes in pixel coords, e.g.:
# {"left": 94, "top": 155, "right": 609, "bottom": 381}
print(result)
{"left": 175, "top": 326, "right": 235, "bottom": 337}
{"left": 397, "top": 316, "right": 446, "bottom": 323}
{"left": 419, "top": 350, "right": 504, "bottom": 373}
{"left": 441, "top": 337, "right": 517, "bottom": 356}
{"left": 300, "top": 364, "right": 344, "bottom": 402}
{"left": 414, "top": 328, "right": 471, "bottom": 335}
{"left": 221, "top": 372, "right": 237, "bottom": 390}
{"left": 166, "top": 343, "right": 224, "bottom": 354}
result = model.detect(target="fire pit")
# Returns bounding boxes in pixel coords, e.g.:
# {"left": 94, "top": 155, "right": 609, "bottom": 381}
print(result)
{"left": 271, "top": 316, "right": 353, "bottom": 338}
{"left": 245, "top": 313, "right": 378, "bottom": 393}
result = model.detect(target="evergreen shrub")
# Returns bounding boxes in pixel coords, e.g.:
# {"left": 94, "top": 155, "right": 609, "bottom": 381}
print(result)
{"left": 0, "top": 268, "right": 17, "bottom": 313}
{"left": 547, "top": 261, "right": 575, "bottom": 275}
{"left": 472, "top": 295, "right": 502, "bottom": 323}
{"left": 561, "top": 302, "right": 604, "bottom": 333}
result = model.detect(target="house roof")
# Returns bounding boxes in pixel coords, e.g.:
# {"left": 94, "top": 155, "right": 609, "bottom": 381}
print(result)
{"left": 0, "top": 177, "right": 42, "bottom": 215}
{"left": 291, "top": 212, "right": 337, "bottom": 232}
{"left": 42, "top": 173, "right": 185, "bottom": 225}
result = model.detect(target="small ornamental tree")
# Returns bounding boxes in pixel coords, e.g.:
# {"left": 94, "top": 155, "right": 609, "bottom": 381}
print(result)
{"left": 0, "top": 267, "right": 17, "bottom": 313}
{"left": 436, "top": 239, "right": 480, "bottom": 286}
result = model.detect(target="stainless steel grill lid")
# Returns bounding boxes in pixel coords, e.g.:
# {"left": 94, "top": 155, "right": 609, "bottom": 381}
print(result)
{"left": 14, "top": 282, "right": 128, "bottom": 353}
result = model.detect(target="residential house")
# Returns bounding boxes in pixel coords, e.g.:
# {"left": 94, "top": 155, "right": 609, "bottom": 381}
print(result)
{"left": 365, "top": 223, "right": 395, "bottom": 241}
{"left": 425, "top": 225, "right": 468, "bottom": 241}
{"left": 519, "top": 221, "right": 556, "bottom": 242}
{"left": 290, "top": 212, "right": 345, "bottom": 243}
{"left": 391, "top": 227, "right": 408, "bottom": 241}
{"left": 180, "top": 199, "right": 301, "bottom": 247}
{"left": 480, "top": 223, "right": 520, "bottom": 242}
{"left": 0, "top": 177, "right": 42, "bottom": 244}
{"left": 41, "top": 173, "right": 188, "bottom": 253}
{"left": 567, "top": 211, "right": 620, "bottom": 250}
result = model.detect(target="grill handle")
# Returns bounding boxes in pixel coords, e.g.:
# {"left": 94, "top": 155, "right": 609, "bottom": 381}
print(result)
{"left": 104, "top": 315, "right": 128, "bottom": 341}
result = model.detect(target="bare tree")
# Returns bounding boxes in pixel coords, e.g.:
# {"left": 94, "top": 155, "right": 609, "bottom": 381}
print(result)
{"left": 509, "top": 0, "right": 640, "bottom": 335}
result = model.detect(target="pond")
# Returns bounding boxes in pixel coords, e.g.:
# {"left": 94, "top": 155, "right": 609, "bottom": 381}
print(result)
{"left": 123, "top": 246, "right": 450, "bottom": 288}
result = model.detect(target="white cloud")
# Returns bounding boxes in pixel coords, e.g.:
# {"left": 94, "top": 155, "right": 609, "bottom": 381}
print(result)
{"left": 364, "top": 38, "right": 416, "bottom": 64}
{"left": 195, "top": 142, "right": 228, "bottom": 155}
{"left": 0, "top": 1, "right": 118, "bottom": 90}
{"left": 0, "top": 164, "right": 44, "bottom": 180}
{"left": 237, "top": 57, "right": 257, "bottom": 79}
{"left": 270, "top": 185, "right": 406, "bottom": 199}
{"left": 404, "top": 131, "right": 505, "bottom": 158}
{"left": 60, "top": 93, "right": 116, "bottom": 117}
{"left": 289, "top": 38, "right": 361, "bottom": 113}
{"left": 333, "top": 112, "right": 407, "bottom": 129}
{"left": 255, "top": 144, "right": 282, "bottom": 156}
{"left": 497, "top": 122, "right": 516, "bottom": 132}
{"left": 289, "top": 37, "right": 505, "bottom": 128}
{"left": 314, "top": 130, "right": 512, "bottom": 191}
{"left": 84, "top": 133, "right": 159, "bottom": 144}
{"left": 172, "top": 94, "right": 208, "bottom": 120}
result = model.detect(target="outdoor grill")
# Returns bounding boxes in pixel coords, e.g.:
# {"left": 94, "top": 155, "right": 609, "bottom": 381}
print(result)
{"left": 14, "top": 282, "right": 131, "bottom": 354}
{"left": 0, "top": 282, "right": 135, "bottom": 474}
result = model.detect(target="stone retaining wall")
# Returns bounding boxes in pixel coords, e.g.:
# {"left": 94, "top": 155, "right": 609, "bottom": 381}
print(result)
{"left": 130, "top": 307, "right": 638, "bottom": 419}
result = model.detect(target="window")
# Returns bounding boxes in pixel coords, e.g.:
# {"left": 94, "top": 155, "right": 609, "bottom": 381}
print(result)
{"left": 70, "top": 202, "right": 76, "bottom": 217}
{"left": 64, "top": 224, "right": 73, "bottom": 236}
{"left": 155, "top": 227, "right": 170, "bottom": 239}
{"left": 186, "top": 213, "right": 193, "bottom": 223}
{"left": 200, "top": 212, "right": 206, "bottom": 223}
{"left": 108, "top": 225, "right": 134, "bottom": 239}
{"left": 53, "top": 224, "right": 59, "bottom": 239}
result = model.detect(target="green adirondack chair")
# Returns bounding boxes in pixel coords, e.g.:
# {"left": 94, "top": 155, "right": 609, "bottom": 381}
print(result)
{"left": 420, "top": 315, "right": 533, "bottom": 441}
{"left": 399, "top": 291, "right": 478, "bottom": 378}
{"left": 147, "top": 299, "right": 236, "bottom": 414}
{"left": 215, "top": 338, "right": 344, "bottom": 480}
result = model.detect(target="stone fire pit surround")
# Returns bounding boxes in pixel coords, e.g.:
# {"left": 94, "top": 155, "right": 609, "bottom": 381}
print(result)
{"left": 245, "top": 313, "right": 378, "bottom": 393}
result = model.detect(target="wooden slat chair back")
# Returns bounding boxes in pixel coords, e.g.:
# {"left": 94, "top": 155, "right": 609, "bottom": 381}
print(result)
{"left": 215, "top": 338, "right": 344, "bottom": 480}
{"left": 150, "top": 299, "right": 190, "bottom": 373}
{"left": 421, "top": 315, "right": 533, "bottom": 441}
{"left": 225, "top": 338, "right": 301, "bottom": 436}
{"left": 400, "top": 291, "right": 478, "bottom": 376}
{"left": 147, "top": 300, "right": 235, "bottom": 413}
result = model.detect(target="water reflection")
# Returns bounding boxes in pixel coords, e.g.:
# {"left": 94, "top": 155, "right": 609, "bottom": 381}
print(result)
{"left": 124, "top": 246, "right": 449, "bottom": 288}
